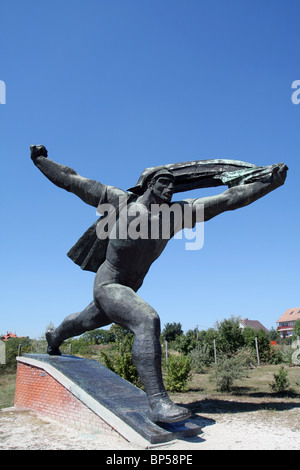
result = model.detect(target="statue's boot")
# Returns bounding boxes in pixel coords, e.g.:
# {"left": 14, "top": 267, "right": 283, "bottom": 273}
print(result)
{"left": 148, "top": 392, "right": 191, "bottom": 423}
{"left": 45, "top": 302, "right": 103, "bottom": 356}
{"left": 132, "top": 341, "right": 191, "bottom": 423}
{"left": 46, "top": 329, "right": 62, "bottom": 356}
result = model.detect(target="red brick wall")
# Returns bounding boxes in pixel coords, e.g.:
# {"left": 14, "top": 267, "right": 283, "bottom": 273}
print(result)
{"left": 14, "top": 361, "right": 117, "bottom": 435}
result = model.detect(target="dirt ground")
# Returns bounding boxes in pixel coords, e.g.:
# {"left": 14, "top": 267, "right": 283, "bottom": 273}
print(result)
{"left": 1, "top": 396, "right": 299, "bottom": 451}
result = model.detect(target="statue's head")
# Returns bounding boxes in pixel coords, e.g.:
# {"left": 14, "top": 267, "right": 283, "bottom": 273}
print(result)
{"left": 127, "top": 167, "right": 175, "bottom": 201}
{"left": 143, "top": 168, "right": 175, "bottom": 202}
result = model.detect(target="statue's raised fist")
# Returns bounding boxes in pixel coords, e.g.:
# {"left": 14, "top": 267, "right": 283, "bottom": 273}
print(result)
{"left": 30, "top": 145, "right": 48, "bottom": 160}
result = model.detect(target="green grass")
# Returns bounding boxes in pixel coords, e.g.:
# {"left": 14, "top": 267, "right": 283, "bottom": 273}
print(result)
{"left": 1, "top": 364, "right": 299, "bottom": 413}
{"left": 185, "top": 364, "right": 300, "bottom": 396}
{"left": 0, "top": 371, "right": 16, "bottom": 409}
{"left": 170, "top": 364, "right": 300, "bottom": 418}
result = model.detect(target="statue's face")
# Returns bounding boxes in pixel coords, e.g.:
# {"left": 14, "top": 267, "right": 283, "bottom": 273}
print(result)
{"left": 151, "top": 175, "right": 175, "bottom": 202}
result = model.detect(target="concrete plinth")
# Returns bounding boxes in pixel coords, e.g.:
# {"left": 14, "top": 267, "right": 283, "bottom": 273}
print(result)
{"left": 15, "top": 354, "right": 201, "bottom": 446}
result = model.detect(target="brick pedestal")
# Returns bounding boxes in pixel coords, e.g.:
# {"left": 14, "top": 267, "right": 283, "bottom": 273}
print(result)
{"left": 14, "top": 354, "right": 202, "bottom": 446}
{"left": 15, "top": 359, "right": 117, "bottom": 435}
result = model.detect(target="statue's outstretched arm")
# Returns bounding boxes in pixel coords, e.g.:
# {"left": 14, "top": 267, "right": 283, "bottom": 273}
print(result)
{"left": 192, "top": 162, "right": 288, "bottom": 223}
{"left": 30, "top": 145, "right": 106, "bottom": 207}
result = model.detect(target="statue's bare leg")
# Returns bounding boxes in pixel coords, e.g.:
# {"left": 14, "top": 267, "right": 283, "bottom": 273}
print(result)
{"left": 93, "top": 276, "right": 191, "bottom": 423}
{"left": 46, "top": 301, "right": 111, "bottom": 355}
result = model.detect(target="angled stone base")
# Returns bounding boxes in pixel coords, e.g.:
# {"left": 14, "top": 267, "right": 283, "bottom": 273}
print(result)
{"left": 15, "top": 354, "right": 201, "bottom": 446}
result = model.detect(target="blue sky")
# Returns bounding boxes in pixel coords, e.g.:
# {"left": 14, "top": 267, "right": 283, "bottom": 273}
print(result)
{"left": 1, "top": 0, "right": 299, "bottom": 339}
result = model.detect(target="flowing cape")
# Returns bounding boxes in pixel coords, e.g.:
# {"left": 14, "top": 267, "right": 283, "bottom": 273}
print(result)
{"left": 67, "top": 218, "right": 108, "bottom": 273}
{"left": 68, "top": 159, "right": 275, "bottom": 273}
{"left": 127, "top": 159, "right": 274, "bottom": 194}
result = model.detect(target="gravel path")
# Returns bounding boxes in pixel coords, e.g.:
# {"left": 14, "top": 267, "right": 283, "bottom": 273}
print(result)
{"left": 1, "top": 404, "right": 299, "bottom": 450}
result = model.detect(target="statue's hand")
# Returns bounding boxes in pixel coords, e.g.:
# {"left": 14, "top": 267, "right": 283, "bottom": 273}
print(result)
{"left": 271, "top": 163, "right": 288, "bottom": 187}
{"left": 30, "top": 145, "right": 48, "bottom": 161}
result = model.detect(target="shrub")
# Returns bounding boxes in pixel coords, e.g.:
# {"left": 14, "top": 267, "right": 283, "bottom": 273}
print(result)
{"left": 268, "top": 343, "right": 284, "bottom": 365}
{"left": 269, "top": 366, "right": 290, "bottom": 393}
{"left": 100, "top": 334, "right": 143, "bottom": 389}
{"left": 64, "top": 336, "right": 91, "bottom": 355}
{"left": 190, "top": 343, "right": 212, "bottom": 373}
{"left": 233, "top": 348, "right": 256, "bottom": 369}
{"left": 165, "top": 354, "right": 192, "bottom": 392}
{"left": 210, "top": 354, "right": 246, "bottom": 392}
{"left": 280, "top": 345, "right": 295, "bottom": 365}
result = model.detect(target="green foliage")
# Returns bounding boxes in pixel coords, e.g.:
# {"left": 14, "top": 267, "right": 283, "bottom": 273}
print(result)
{"left": 80, "top": 328, "right": 115, "bottom": 345}
{"left": 215, "top": 317, "right": 245, "bottom": 355}
{"left": 210, "top": 353, "right": 246, "bottom": 392}
{"left": 30, "top": 338, "right": 48, "bottom": 354}
{"left": 173, "top": 330, "right": 198, "bottom": 355}
{"left": 266, "top": 344, "right": 284, "bottom": 365}
{"left": 0, "top": 371, "right": 16, "bottom": 409}
{"left": 190, "top": 343, "right": 212, "bottom": 373}
{"left": 162, "top": 322, "right": 183, "bottom": 343}
{"left": 269, "top": 366, "right": 290, "bottom": 393}
{"left": 194, "top": 317, "right": 275, "bottom": 365}
{"left": 55, "top": 325, "right": 127, "bottom": 356}
{"left": 100, "top": 334, "right": 143, "bottom": 389}
{"left": 197, "top": 328, "right": 219, "bottom": 361}
{"left": 0, "top": 337, "right": 31, "bottom": 372}
{"left": 282, "top": 344, "right": 300, "bottom": 365}
{"left": 233, "top": 347, "right": 255, "bottom": 369}
{"left": 294, "top": 319, "right": 300, "bottom": 337}
{"left": 165, "top": 354, "right": 192, "bottom": 392}
{"left": 269, "top": 327, "right": 280, "bottom": 342}
{"left": 243, "top": 327, "right": 271, "bottom": 362}
{"left": 109, "top": 324, "right": 132, "bottom": 343}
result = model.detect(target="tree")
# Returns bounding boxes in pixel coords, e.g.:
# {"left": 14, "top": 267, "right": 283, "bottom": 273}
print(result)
{"left": 269, "top": 327, "right": 279, "bottom": 342}
{"left": 165, "top": 354, "right": 192, "bottom": 392}
{"left": 64, "top": 335, "right": 91, "bottom": 355}
{"left": 81, "top": 328, "right": 115, "bottom": 345}
{"left": 294, "top": 319, "right": 300, "bottom": 337}
{"left": 215, "top": 317, "right": 244, "bottom": 355}
{"left": 109, "top": 324, "right": 132, "bottom": 342}
{"left": 210, "top": 354, "right": 246, "bottom": 392}
{"left": 243, "top": 327, "right": 271, "bottom": 362}
{"left": 162, "top": 322, "right": 183, "bottom": 342}
{"left": 199, "top": 328, "right": 219, "bottom": 361}
{"left": 173, "top": 329, "right": 197, "bottom": 354}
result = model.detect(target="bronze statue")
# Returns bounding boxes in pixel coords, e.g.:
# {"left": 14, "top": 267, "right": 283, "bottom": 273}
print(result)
{"left": 30, "top": 145, "right": 287, "bottom": 423}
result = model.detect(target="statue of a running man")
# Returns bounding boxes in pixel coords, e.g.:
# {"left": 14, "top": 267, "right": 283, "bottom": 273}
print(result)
{"left": 30, "top": 145, "right": 287, "bottom": 423}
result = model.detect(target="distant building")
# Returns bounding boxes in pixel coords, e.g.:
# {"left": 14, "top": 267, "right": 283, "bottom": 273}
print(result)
{"left": 239, "top": 318, "right": 269, "bottom": 333}
{"left": 276, "top": 308, "right": 300, "bottom": 338}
